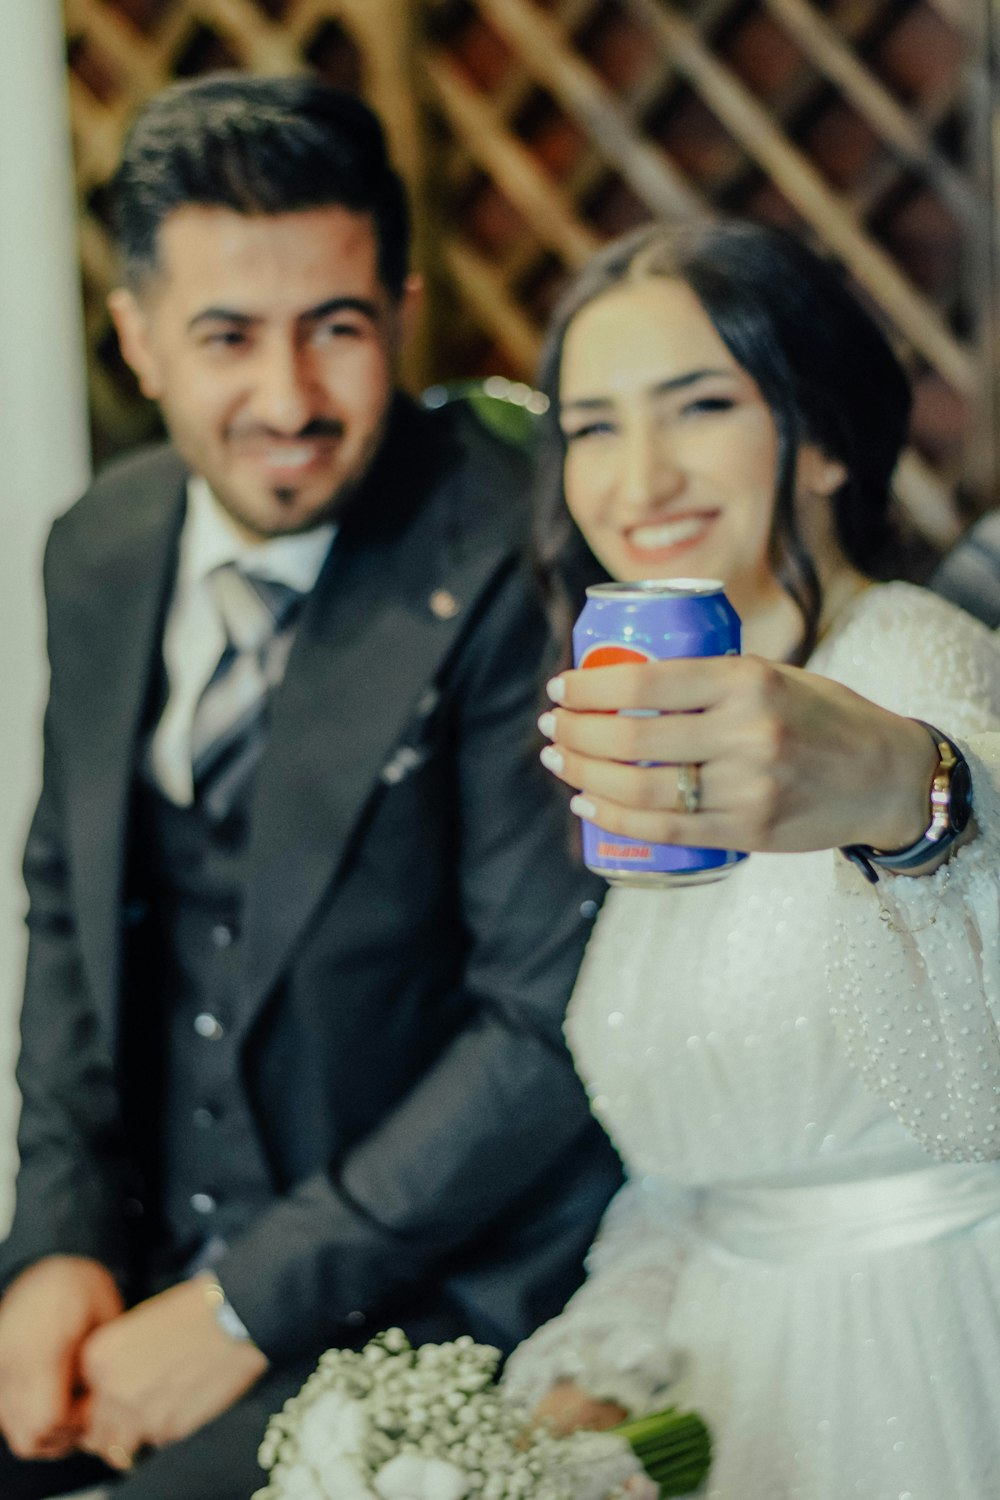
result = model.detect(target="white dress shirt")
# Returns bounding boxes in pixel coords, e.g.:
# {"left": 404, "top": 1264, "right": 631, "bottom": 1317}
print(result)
{"left": 148, "top": 476, "right": 335, "bottom": 805}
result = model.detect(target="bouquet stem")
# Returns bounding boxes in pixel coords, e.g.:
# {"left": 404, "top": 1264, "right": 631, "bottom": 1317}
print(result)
{"left": 614, "top": 1407, "right": 711, "bottom": 1497}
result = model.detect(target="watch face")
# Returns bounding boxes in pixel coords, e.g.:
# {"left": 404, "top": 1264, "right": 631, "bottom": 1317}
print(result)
{"left": 951, "top": 757, "right": 973, "bottom": 832}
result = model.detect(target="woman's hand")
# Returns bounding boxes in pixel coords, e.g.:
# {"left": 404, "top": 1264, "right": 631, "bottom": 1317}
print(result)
{"left": 539, "top": 655, "right": 940, "bottom": 858}
{"left": 532, "top": 1380, "right": 628, "bottom": 1437}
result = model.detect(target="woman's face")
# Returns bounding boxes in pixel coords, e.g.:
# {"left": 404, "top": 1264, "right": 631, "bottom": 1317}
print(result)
{"left": 558, "top": 276, "right": 840, "bottom": 622}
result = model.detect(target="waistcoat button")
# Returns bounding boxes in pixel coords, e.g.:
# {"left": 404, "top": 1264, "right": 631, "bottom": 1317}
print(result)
{"left": 191, "top": 1192, "right": 217, "bottom": 1215}
{"left": 194, "top": 1013, "right": 225, "bottom": 1040}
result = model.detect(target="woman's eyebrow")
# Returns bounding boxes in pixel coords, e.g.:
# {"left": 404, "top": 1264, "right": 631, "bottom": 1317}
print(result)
{"left": 561, "top": 367, "right": 733, "bottom": 414}
{"left": 650, "top": 368, "right": 733, "bottom": 396}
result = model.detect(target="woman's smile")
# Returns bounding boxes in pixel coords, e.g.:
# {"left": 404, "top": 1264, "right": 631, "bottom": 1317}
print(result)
{"left": 622, "top": 510, "right": 720, "bottom": 567}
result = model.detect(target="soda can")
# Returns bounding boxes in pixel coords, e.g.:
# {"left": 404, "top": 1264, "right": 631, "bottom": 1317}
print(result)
{"left": 572, "top": 578, "right": 747, "bottom": 887}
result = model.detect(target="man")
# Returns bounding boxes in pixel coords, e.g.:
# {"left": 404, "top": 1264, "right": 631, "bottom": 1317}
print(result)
{"left": 0, "top": 76, "right": 619, "bottom": 1500}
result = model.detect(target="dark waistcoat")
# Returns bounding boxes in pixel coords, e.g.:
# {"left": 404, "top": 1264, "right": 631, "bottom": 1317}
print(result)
{"left": 125, "top": 779, "right": 274, "bottom": 1281}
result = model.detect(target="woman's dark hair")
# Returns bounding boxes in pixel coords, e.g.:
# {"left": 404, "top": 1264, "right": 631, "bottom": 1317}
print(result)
{"left": 110, "top": 74, "right": 410, "bottom": 298}
{"left": 534, "top": 218, "right": 913, "bottom": 662}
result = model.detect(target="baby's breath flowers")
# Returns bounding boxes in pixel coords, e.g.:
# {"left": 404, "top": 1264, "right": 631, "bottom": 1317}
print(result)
{"left": 254, "top": 1330, "right": 710, "bottom": 1500}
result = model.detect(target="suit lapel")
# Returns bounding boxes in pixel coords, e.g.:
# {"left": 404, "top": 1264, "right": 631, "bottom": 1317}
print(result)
{"left": 58, "top": 411, "right": 520, "bottom": 1036}
{"left": 62, "top": 450, "right": 187, "bottom": 1036}
{"left": 237, "top": 402, "right": 515, "bottom": 1026}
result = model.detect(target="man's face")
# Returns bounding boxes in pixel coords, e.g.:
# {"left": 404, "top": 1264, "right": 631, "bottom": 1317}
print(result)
{"left": 109, "top": 205, "right": 415, "bottom": 541}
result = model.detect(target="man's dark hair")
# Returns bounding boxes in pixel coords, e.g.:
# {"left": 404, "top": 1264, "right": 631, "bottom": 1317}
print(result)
{"left": 110, "top": 73, "right": 410, "bottom": 297}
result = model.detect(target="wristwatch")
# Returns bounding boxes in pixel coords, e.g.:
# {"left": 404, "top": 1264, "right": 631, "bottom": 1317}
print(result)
{"left": 199, "top": 1274, "right": 253, "bottom": 1343}
{"left": 840, "top": 720, "right": 973, "bottom": 884}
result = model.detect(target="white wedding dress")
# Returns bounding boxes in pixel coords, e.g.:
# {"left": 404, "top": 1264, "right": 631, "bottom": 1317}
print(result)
{"left": 505, "top": 584, "right": 1000, "bottom": 1500}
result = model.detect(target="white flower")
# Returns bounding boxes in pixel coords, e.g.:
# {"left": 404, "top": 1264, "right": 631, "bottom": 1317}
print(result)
{"left": 271, "top": 1462, "right": 326, "bottom": 1500}
{"left": 258, "top": 1332, "right": 703, "bottom": 1500}
{"left": 312, "top": 1454, "right": 378, "bottom": 1500}
{"left": 373, "top": 1453, "right": 471, "bottom": 1500}
{"left": 299, "top": 1390, "right": 369, "bottom": 1470}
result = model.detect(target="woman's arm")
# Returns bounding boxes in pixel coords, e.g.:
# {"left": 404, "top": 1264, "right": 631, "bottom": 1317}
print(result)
{"left": 503, "top": 1179, "right": 696, "bottom": 1417}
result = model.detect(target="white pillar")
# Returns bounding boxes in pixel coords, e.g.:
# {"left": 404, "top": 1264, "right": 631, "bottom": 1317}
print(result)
{"left": 0, "top": 1, "right": 90, "bottom": 1233}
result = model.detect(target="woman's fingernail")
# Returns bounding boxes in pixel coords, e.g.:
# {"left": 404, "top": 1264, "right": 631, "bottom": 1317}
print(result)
{"left": 537, "top": 711, "right": 557, "bottom": 739}
{"left": 546, "top": 676, "right": 566, "bottom": 703}
{"left": 539, "top": 745, "right": 564, "bottom": 774}
{"left": 569, "top": 794, "right": 597, "bottom": 819}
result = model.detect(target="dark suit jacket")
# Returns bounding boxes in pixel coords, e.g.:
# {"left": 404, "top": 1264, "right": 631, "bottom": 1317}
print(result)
{"left": 1, "top": 396, "right": 621, "bottom": 1365}
{"left": 930, "top": 510, "right": 1000, "bottom": 629}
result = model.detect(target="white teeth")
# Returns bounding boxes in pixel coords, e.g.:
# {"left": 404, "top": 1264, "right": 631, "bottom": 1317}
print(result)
{"left": 630, "top": 516, "right": 709, "bottom": 550}
{"left": 265, "top": 447, "right": 315, "bottom": 468}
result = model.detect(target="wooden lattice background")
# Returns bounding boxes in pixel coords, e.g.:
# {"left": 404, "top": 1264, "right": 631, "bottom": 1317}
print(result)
{"left": 64, "top": 0, "right": 998, "bottom": 551}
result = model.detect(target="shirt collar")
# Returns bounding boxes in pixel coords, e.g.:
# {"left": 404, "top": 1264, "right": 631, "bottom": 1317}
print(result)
{"left": 180, "top": 476, "right": 336, "bottom": 596}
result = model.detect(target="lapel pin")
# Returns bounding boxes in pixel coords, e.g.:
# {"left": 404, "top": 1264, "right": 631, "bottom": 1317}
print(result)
{"left": 429, "top": 588, "right": 460, "bottom": 620}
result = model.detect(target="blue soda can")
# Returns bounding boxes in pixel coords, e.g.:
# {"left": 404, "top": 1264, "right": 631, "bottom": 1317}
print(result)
{"left": 572, "top": 579, "right": 747, "bottom": 887}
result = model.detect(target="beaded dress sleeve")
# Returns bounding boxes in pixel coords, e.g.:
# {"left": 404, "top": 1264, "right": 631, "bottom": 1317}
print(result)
{"left": 821, "top": 585, "right": 1000, "bottom": 1163}
{"left": 502, "top": 1175, "right": 696, "bottom": 1414}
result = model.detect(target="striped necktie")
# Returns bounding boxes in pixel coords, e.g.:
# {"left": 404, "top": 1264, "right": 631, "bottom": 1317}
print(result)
{"left": 191, "top": 563, "right": 304, "bottom": 823}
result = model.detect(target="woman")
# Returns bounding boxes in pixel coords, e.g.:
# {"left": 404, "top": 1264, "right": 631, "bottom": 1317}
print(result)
{"left": 503, "top": 220, "right": 1000, "bottom": 1499}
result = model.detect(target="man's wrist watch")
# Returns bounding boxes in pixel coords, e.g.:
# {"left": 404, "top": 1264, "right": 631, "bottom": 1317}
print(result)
{"left": 840, "top": 720, "right": 973, "bottom": 885}
{"left": 199, "top": 1274, "right": 253, "bottom": 1343}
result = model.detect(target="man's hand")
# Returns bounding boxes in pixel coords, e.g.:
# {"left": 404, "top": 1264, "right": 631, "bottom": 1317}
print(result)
{"left": 78, "top": 1277, "right": 269, "bottom": 1463}
{"left": 0, "top": 1255, "right": 123, "bottom": 1461}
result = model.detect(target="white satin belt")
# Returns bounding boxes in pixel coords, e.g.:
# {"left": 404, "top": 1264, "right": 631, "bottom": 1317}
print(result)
{"left": 678, "top": 1160, "right": 1000, "bottom": 1261}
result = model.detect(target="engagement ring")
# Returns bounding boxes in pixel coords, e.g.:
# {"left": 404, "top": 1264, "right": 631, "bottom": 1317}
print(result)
{"left": 676, "top": 763, "right": 702, "bottom": 815}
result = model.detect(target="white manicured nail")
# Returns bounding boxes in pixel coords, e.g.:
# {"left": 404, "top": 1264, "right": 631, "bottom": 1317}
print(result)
{"left": 546, "top": 676, "right": 566, "bottom": 703}
{"left": 537, "top": 711, "right": 557, "bottom": 739}
{"left": 539, "top": 745, "right": 564, "bottom": 774}
{"left": 569, "top": 795, "right": 597, "bottom": 818}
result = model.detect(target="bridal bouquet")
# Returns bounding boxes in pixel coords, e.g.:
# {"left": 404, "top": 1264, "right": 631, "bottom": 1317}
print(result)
{"left": 253, "top": 1329, "right": 710, "bottom": 1500}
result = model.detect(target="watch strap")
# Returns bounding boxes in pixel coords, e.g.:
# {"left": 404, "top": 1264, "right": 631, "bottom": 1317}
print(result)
{"left": 840, "top": 721, "right": 971, "bottom": 884}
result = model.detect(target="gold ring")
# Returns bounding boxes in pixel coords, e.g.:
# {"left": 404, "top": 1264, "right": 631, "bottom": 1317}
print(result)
{"left": 676, "top": 762, "right": 701, "bottom": 814}
{"left": 107, "top": 1443, "right": 133, "bottom": 1471}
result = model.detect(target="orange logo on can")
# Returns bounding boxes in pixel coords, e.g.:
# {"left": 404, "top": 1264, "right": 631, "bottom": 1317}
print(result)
{"left": 579, "top": 643, "right": 653, "bottom": 669}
